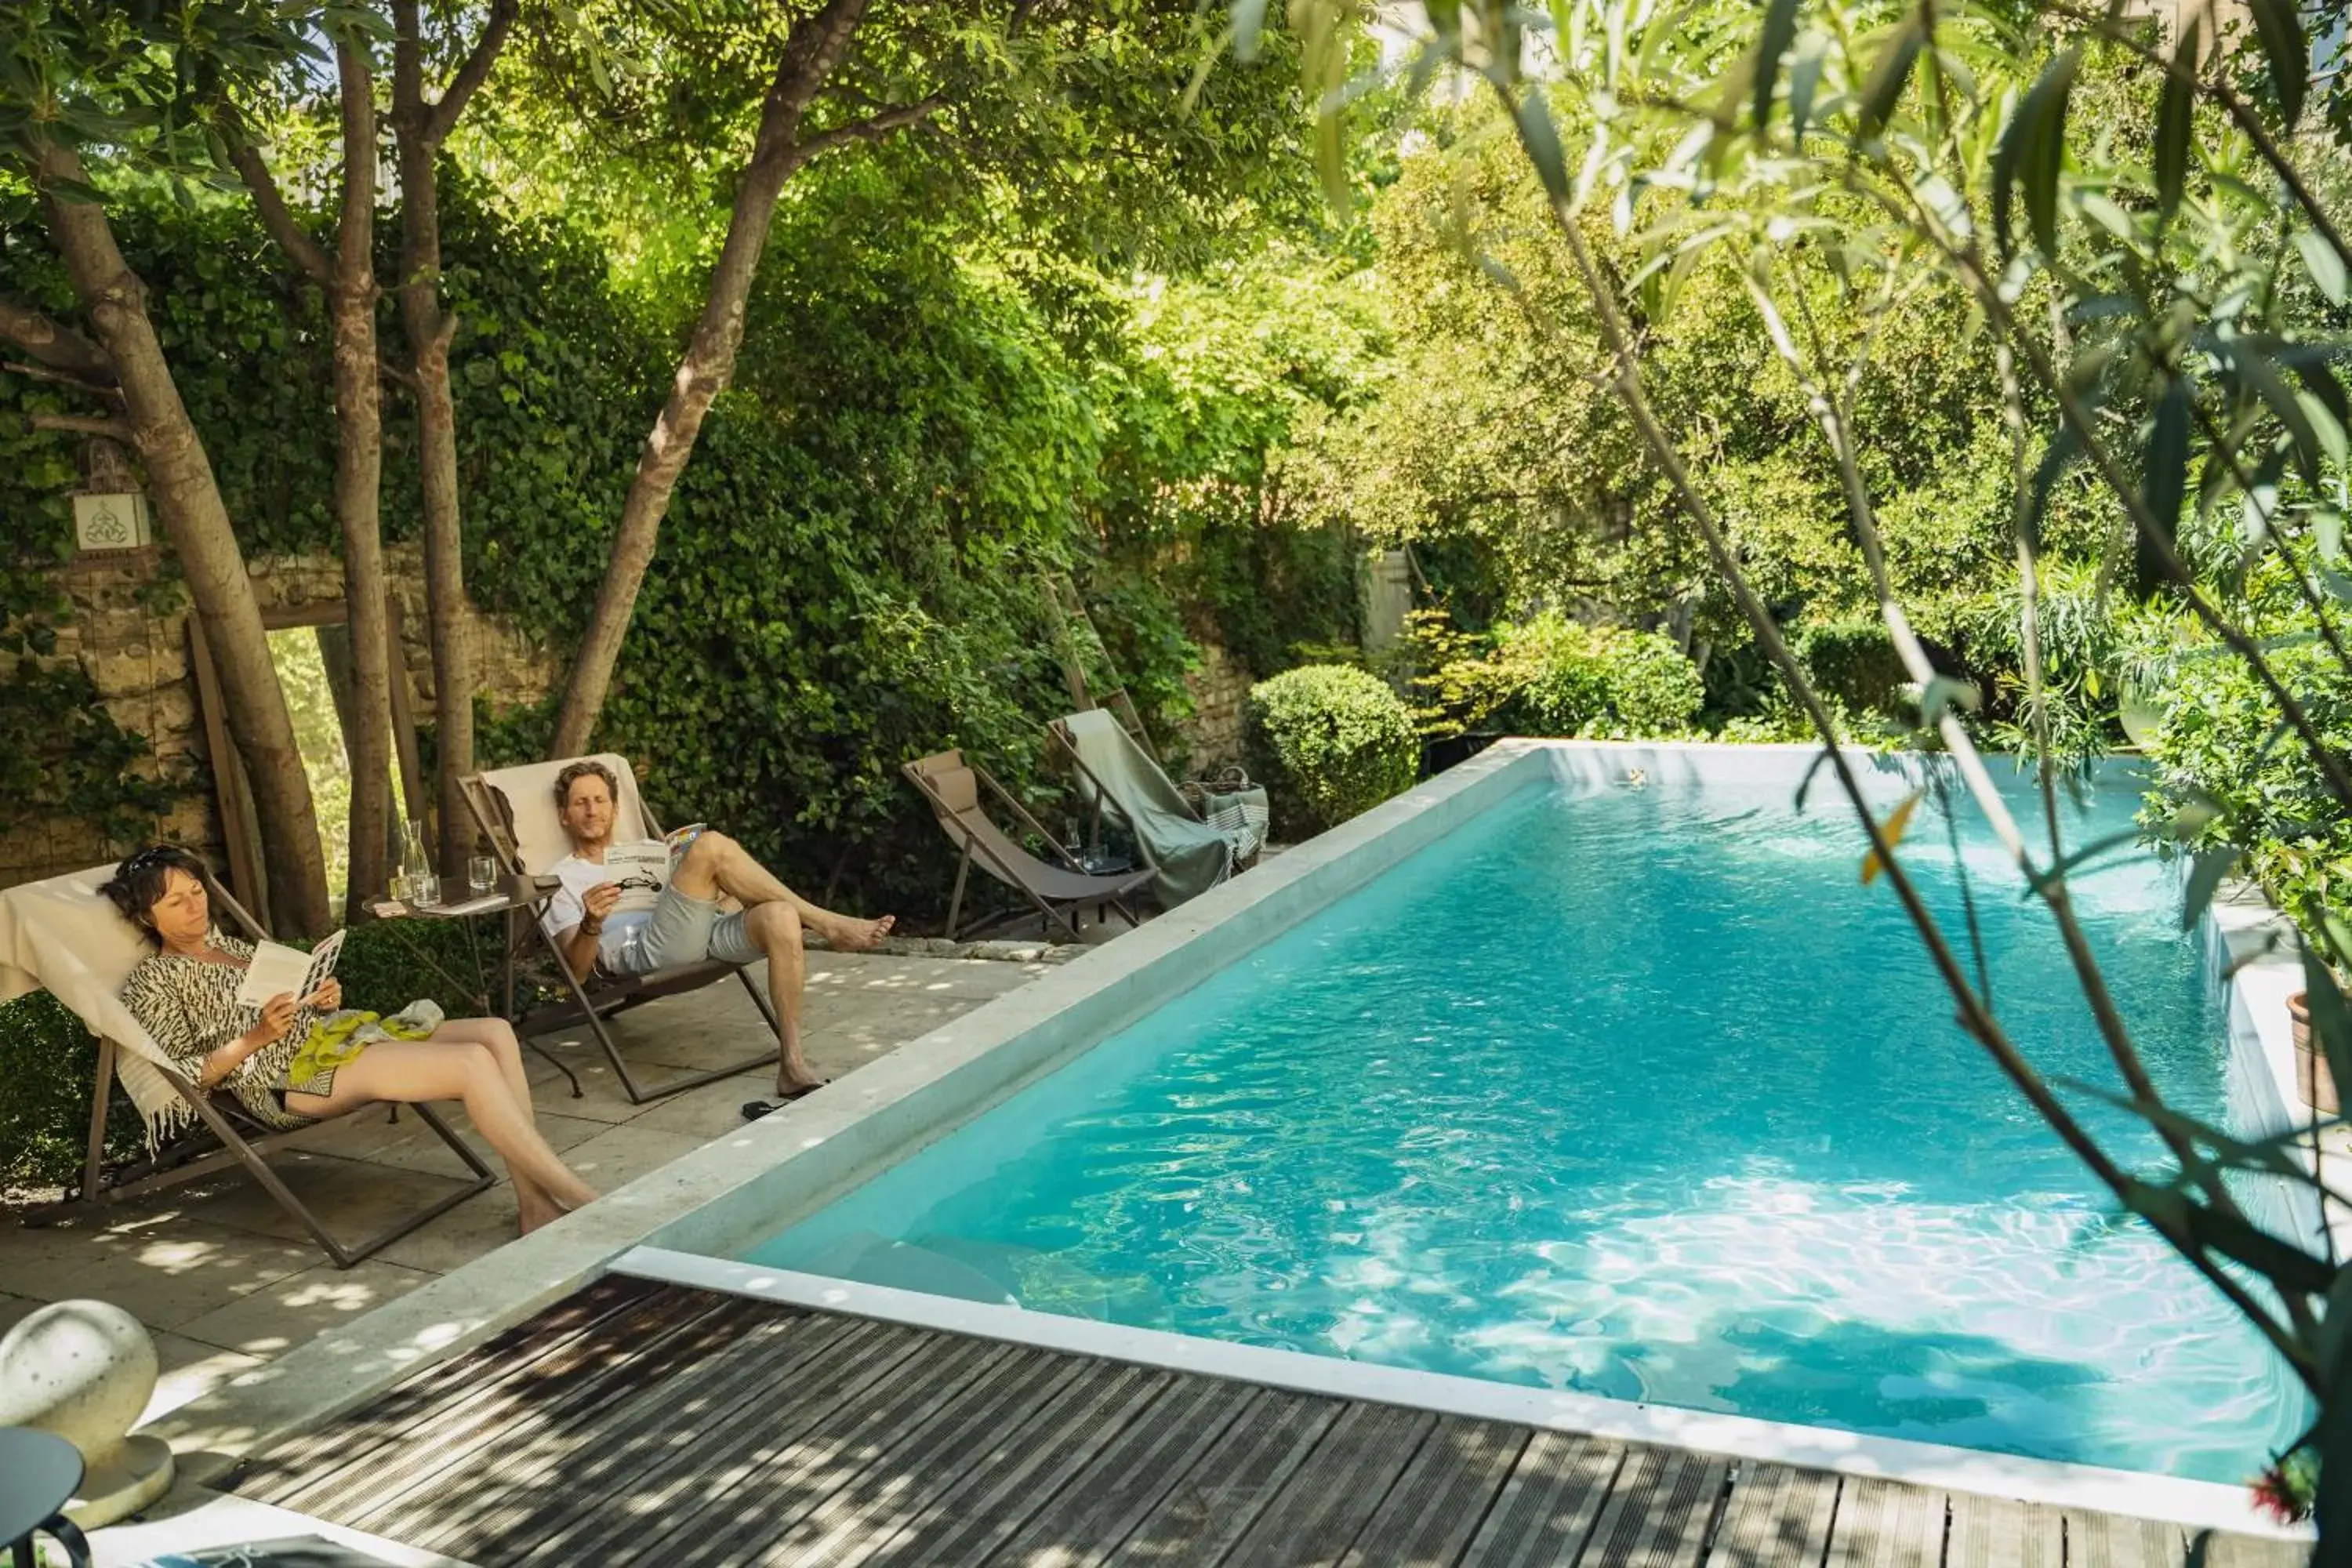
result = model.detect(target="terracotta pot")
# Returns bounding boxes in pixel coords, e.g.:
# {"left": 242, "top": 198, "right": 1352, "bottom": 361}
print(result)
{"left": 2292, "top": 992, "right": 2340, "bottom": 1114}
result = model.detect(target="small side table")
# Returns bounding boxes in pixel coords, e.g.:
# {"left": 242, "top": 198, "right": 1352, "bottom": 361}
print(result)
{"left": 1, "top": 1428, "right": 89, "bottom": 1568}
{"left": 367, "top": 873, "right": 583, "bottom": 1098}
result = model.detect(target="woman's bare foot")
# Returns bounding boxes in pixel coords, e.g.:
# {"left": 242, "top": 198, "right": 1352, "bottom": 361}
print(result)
{"left": 517, "top": 1192, "right": 564, "bottom": 1236}
{"left": 818, "top": 913, "right": 895, "bottom": 952}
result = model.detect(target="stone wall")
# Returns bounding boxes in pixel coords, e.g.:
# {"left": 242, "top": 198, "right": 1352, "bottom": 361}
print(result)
{"left": 0, "top": 542, "right": 563, "bottom": 891}
{"left": 1178, "top": 639, "right": 1253, "bottom": 773}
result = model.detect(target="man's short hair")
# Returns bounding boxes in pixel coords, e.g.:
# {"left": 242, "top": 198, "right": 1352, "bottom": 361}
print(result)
{"left": 554, "top": 759, "right": 619, "bottom": 811}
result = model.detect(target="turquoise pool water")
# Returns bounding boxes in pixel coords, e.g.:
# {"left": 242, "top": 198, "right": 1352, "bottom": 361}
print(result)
{"left": 745, "top": 766, "right": 2308, "bottom": 1482}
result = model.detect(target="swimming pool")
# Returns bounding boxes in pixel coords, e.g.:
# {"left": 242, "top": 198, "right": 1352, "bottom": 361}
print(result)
{"left": 730, "top": 753, "right": 2304, "bottom": 1487}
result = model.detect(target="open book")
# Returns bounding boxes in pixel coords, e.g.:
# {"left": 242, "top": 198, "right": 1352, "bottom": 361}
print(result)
{"left": 235, "top": 928, "right": 346, "bottom": 1011}
{"left": 603, "top": 824, "right": 707, "bottom": 916}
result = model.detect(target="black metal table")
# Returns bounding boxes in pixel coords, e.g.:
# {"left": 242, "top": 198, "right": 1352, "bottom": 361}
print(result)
{"left": 1, "top": 1428, "right": 88, "bottom": 1568}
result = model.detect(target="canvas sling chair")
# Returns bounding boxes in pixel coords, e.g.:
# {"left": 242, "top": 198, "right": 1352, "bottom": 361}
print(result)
{"left": 1, "top": 863, "right": 493, "bottom": 1269}
{"left": 460, "top": 753, "right": 781, "bottom": 1105}
{"left": 1048, "top": 709, "right": 1271, "bottom": 908}
{"left": 902, "top": 750, "right": 1152, "bottom": 942}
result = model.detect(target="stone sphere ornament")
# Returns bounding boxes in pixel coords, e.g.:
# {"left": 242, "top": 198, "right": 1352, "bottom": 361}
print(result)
{"left": 0, "top": 1299, "right": 176, "bottom": 1526}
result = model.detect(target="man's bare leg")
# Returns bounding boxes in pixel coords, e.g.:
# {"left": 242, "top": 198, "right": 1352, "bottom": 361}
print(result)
{"left": 742, "top": 902, "right": 818, "bottom": 1092}
{"left": 671, "top": 832, "right": 895, "bottom": 949}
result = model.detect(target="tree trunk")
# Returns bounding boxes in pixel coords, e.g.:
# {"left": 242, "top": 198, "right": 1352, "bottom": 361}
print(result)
{"left": 549, "top": 0, "right": 873, "bottom": 756}
{"left": 392, "top": 0, "right": 513, "bottom": 876}
{"left": 328, "top": 31, "right": 396, "bottom": 920}
{"left": 28, "top": 142, "right": 332, "bottom": 935}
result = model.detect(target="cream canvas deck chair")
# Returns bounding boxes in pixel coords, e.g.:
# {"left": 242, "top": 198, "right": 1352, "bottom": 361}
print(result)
{"left": 461, "top": 753, "right": 780, "bottom": 1105}
{"left": 903, "top": 750, "right": 1152, "bottom": 942}
{"left": 1, "top": 864, "right": 492, "bottom": 1269}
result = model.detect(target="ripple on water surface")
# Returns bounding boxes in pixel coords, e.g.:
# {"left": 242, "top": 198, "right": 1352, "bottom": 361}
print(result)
{"left": 747, "top": 771, "right": 2309, "bottom": 1481}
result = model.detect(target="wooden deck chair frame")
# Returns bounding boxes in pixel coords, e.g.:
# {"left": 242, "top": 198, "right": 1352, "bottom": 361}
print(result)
{"left": 902, "top": 751, "right": 1151, "bottom": 942}
{"left": 24, "top": 871, "right": 494, "bottom": 1270}
{"left": 459, "top": 761, "right": 781, "bottom": 1106}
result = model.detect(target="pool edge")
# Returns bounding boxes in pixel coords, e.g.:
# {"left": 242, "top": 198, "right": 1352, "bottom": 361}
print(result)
{"left": 609, "top": 1243, "right": 2307, "bottom": 1542}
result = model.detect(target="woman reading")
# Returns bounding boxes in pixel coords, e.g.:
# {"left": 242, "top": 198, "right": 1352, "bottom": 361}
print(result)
{"left": 105, "top": 845, "right": 595, "bottom": 1235}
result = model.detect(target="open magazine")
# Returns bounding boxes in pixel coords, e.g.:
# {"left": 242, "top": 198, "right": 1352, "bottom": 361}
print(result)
{"left": 604, "top": 822, "right": 707, "bottom": 916}
{"left": 234, "top": 928, "right": 345, "bottom": 1011}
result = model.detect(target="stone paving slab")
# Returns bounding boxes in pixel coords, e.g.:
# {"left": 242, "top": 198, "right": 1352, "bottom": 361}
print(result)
{"left": 0, "top": 949, "right": 1055, "bottom": 1456}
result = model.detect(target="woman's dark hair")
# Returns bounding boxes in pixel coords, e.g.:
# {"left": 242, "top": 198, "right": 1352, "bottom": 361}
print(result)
{"left": 99, "top": 844, "right": 214, "bottom": 942}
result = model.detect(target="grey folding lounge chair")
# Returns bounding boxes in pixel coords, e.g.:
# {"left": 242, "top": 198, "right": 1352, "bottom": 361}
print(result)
{"left": 903, "top": 750, "right": 1151, "bottom": 942}
{"left": 3, "top": 864, "right": 492, "bottom": 1269}
{"left": 462, "top": 753, "right": 781, "bottom": 1105}
{"left": 1049, "top": 709, "right": 1269, "bottom": 908}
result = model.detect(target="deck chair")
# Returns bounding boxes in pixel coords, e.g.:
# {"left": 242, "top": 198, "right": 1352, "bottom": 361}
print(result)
{"left": 461, "top": 753, "right": 780, "bottom": 1105}
{"left": 1, "top": 864, "right": 492, "bottom": 1269}
{"left": 1049, "top": 709, "right": 1270, "bottom": 908}
{"left": 903, "top": 750, "right": 1152, "bottom": 942}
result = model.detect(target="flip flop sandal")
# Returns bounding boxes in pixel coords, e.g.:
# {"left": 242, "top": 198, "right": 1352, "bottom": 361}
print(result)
{"left": 741, "top": 1082, "right": 826, "bottom": 1122}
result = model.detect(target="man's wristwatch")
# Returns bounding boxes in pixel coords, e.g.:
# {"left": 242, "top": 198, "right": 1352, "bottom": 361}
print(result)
{"left": 582, "top": 918, "right": 603, "bottom": 936}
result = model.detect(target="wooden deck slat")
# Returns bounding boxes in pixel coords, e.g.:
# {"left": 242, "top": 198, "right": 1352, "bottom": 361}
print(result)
{"left": 1458, "top": 1429, "right": 1624, "bottom": 1568}
{"left": 1584, "top": 1444, "right": 1728, "bottom": 1568}
{"left": 862, "top": 1356, "right": 1174, "bottom": 1565}
{"left": 1947, "top": 1491, "right": 2062, "bottom": 1568}
{"left": 272, "top": 1287, "right": 742, "bottom": 1523}
{"left": 1827, "top": 1477, "right": 1947, "bottom": 1568}
{"left": 982, "top": 1374, "right": 1268, "bottom": 1567}
{"left": 756, "top": 1345, "right": 1084, "bottom": 1565}
{"left": 1711, "top": 1463, "right": 1842, "bottom": 1568}
{"left": 630, "top": 1330, "right": 1022, "bottom": 1568}
{"left": 235, "top": 1270, "right": 662, "bottom": 1506}
{"left": 2067, "top": 1511, "right": 2190, "bottom": 1568}
{"left": 512, "top": 1317, "right": 942, "bottom": 1567}
{"left": 230, "top": 1282, "right": 2310, "bottom": 1568}
{"left": 390, "top": 1307, "right": 860, "bottom": 1557}
{"left": 2198, "top": 1528, "right": 2311, "bottom": 1568}
{"left": 1218, "top": 1399, "right": 1439, "bottom": 1566}
{"left": 1336, "top": 1414, "right": 1528, "bottom": 1568}
{"left": 1111, "top": 1387, "right": 1346, "bottom": 1562}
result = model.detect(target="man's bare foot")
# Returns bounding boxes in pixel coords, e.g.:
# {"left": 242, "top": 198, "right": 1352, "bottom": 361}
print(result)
{"left": 821, "top": 913, "right": 895, "bottom": 952}
{"left": 775, "top": 1069, "right": 824, "bottom": 1096}
{"left": 517, "top": 1194, "right": 563, "bottom": 1236}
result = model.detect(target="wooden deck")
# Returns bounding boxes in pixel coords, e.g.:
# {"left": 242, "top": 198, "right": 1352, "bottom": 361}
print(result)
{"left": 228, "top": 1276, "right": 2303, "bottom": 1568}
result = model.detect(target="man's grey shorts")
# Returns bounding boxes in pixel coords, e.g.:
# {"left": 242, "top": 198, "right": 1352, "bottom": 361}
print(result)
{"left": 619, "top": 887, "right": 761, "bottom": 974}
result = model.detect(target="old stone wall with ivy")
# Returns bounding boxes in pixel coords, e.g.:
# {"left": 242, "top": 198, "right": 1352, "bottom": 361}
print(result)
{"left": 0, "top": 539, "right": 561, "bottom": 891}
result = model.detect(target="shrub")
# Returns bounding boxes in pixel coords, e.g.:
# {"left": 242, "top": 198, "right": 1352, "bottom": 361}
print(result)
{"left": 1795, "top": 619, "right": 1910, "bottom": 718}
{"left": 1494, "top": 613, "right": 1705, "bottom": 738}
{"left": 1246, "top": 665, "right": 1420, "bottom": 837}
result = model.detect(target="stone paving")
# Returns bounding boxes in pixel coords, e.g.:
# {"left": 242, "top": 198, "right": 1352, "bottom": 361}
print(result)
{"left": 0, "top": 947, "right": 1058, "bottom": 1436}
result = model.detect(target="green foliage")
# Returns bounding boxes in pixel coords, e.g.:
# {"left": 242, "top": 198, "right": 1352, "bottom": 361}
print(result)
{"left": 1795, "top": 619, "right": 1907, "bottom": 719}
{"left": 1406, "top": 611, "right": 1704, "bottom": 740}
{"left": 1245, "top": 663, "right": 1418, "bottom": 837}
{"left": 0, "top": 989, "right": 140, "bottom": 1192}
{"left": 0, "top": 666, "right": 192, "bottom": 850}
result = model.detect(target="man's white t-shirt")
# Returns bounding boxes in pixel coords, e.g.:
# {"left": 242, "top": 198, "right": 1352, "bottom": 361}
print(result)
{"left": 541, "top": 849, "right": 661, "bottom": 972}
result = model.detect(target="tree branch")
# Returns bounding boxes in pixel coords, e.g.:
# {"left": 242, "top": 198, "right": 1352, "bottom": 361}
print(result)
{"left": 217, "top": 122, "right": 332, "bottom": 284}
{"left": 31, "top": 412, "right": 132, "bottom": 439}
{"left": 789, "top": 94, "right": 949, "bottom": 163}
{"left": 424, "top": 0, "right": 518, "bottom": 146}
{"left": 0, "top": 296, "right": 116, "bottom": 386}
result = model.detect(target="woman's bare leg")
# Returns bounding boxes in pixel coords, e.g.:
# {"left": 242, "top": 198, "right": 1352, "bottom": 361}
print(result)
{"left": 427, "top": 1018, "right": 563, "bottom": 1217}
{"left": 669, "top": 833, "right": 894, "bottom": 949}
{"left": 287, "top": 1040, "right": 596, "bottom": 1231}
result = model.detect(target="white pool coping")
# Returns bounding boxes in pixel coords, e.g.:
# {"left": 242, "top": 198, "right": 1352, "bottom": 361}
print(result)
{"left": 151, "top": 739, "right": 2315, "bottom": 1541}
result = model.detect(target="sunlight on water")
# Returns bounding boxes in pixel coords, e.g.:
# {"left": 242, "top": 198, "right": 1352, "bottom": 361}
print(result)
{"left": 746, "top": 766, "right": 2309, "bottom": 1481}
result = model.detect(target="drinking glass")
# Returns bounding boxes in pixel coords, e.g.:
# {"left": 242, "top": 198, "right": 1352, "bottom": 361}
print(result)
{"left": 469, "top": 855, "right": 497, "bottom": 896}
{"left": 413, "top": 872, "right": 441, "bottom": 909}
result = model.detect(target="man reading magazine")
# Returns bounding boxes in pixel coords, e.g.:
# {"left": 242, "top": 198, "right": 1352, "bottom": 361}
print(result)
{"left": 539, "top": 760, "right": 895, "bottom": 1118}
